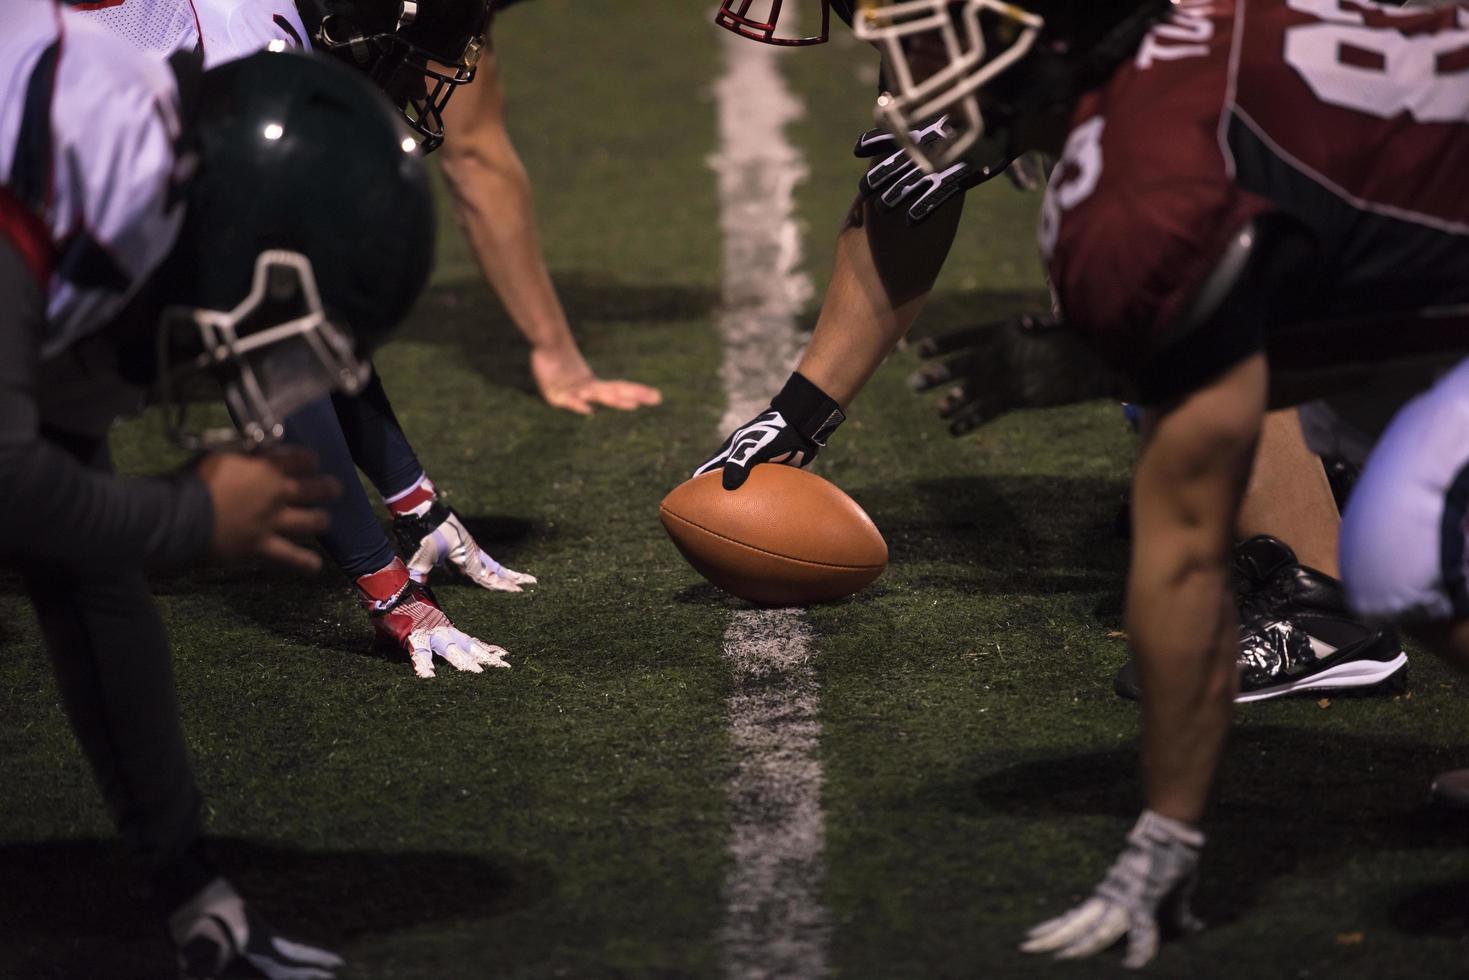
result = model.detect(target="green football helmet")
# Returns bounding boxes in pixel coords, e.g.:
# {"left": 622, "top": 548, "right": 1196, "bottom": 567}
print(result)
{"left": 154, "top": 48, "right": 434, "bottom": 450}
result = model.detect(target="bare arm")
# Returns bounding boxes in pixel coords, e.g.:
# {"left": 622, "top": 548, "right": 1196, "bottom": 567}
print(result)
{"left": 796, "top": 191, "right": 963, "bottom": 407}
{"left": 1130, "top": 351, "right": 1267, "bottom": 824}
{"left": 437, "top": 52, "right": 661, "bottom": 414}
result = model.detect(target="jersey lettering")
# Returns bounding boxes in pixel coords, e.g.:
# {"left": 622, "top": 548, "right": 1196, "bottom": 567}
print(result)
{"left": 1136, "top": 1, "right": 1218, "bottom": 70}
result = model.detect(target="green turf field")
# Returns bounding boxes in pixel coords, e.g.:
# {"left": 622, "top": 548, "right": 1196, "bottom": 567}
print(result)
{"left": 2, "top": 3, "right": 1467, "bottom": 978}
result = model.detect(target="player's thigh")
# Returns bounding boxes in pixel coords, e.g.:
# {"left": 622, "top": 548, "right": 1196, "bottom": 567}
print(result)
{"left": 1340, "top": 356, "right": 1469, "bottom": 624}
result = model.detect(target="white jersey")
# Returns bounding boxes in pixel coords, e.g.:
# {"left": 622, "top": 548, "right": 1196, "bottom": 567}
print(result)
{"left": 73, "top": 0, "right": 310, "bottom": 67}
{"left": 0, "top": 0, "right": 183, "bottom": 358}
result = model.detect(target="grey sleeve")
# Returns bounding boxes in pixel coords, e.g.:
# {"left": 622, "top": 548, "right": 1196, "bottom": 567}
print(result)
{"left": 0, "top": 238, "right": 214, "bottom": 571}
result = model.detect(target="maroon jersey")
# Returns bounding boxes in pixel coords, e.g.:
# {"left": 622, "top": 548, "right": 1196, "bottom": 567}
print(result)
{"left": 1043, "top": 0, "right": 1469, "bottom": 385}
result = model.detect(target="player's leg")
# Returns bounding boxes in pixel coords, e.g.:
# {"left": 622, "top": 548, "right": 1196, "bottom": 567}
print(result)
{"left": 1129, "top": 352, "right": 1266, "bottom": 822}
{"left": 1237, "top": 408, "right": 1340, "bottom": 573}
{"left": 330, "top": 370, "right": 535, "bottom": 593}
{"left": 1114, "top": 404, "right": 1405, "bottom": 703}
{"left": 23, "top": 563, "right": 203, "bottom": 884}
{"left": 20, "top": 432, "right": 340, "bottom": 976}
{"left": 1228, "top": 408, "right": 1405, "bottom": 700}
{"left": 282, "top": 393, "right": 398, "bottom": 580}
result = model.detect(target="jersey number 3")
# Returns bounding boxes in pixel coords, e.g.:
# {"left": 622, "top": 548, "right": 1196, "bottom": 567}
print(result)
{"left": 1285, "top": 0, "right": 1469, "bottom": 123}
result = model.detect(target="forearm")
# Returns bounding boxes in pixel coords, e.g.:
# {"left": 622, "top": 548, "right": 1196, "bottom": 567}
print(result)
{"left": 1127, "top": 533, "right": 1239, "bottom": 825}
{"left": 438, "top": 60, "right": 577, "bottom": 357}
{"left": 0, "top": 438, "right": 213, "bottom": 572}
{"left": 797, "top": 193, "right": 962, "bottom": 407}
{"left": 1127, "top": 354, "right": 1267, "bottom": 825}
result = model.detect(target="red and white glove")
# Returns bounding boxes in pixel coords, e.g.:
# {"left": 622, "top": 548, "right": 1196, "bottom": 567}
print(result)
{"left": 356, "top": 559, "right": 510, "bottom": 679}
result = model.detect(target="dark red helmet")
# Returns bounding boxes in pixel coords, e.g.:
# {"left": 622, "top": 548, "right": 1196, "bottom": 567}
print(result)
{"left": 715, "top": 1, "right": 831, "bottom": 46}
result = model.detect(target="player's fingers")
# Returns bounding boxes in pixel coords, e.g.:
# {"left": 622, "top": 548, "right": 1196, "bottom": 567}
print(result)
{"left": 878, "top": 165, "right": 926, "bottom": 208}
{"left": 585, "top": 386, "right": 648, "bottom": 412}
{"left": 501, "top": 566, "right": 537, "bottom": 586}
{"left": 254, "top": 535, "right": 323, "bottom": 574}
{"left": 628, "top": 382, "right": 663, "bottom": 405}
{"left": 946, "top": 390, "right": 1012, "bottom": 437}
{"left": 482, "top": 571, "right": 523, "bottom": 593}
{"left": 1021, "top": 898, "right": 1109, "bottom": 952}
{"left": 913, "top": 322, "right": 1008, "bottom": 359}
{"left": 1121, "top": 917, "right": 1160, "bottom": 970}
{"left": 602, "top": 380, "right": 663, "bottom": 407}
{"left": 862, "top": 150, "right": 915, "bottom": 195}
{"left": 693, "top": 449, "right": 730, "bottom": 480}
{"left": 1054, "top": 905, "right": 1130, "bottom": 960}
{"left": 438, "top": 640, "right": 484, "bottom": 674}
{"left": 721, "top": 462, "right": 752, "bottom": 492}
{"left": 410, "top": 637, "right": 436, "bottom": 678}
{"left": 915, "top": 350, "right": 986, "bottom": 394}
{"left": 269, "top": 939, "right": 345, "bottom": 970}
{"left": 470, "top": 639, "right": 511, "bottom": 669}
{"left": 272, "top": 505, "right": 331, "bottom": 539}
{"left": 548, "top": 390, "right": 595, "bottom": 415}
{"left": 853, "top": 126, "right": 897, "bottom": 158}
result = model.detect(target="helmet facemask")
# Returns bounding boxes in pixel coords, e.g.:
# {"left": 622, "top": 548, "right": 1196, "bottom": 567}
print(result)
{"left": 313, "top": 2, "right": 486, "bottom": 153}
{"left": 715, "top": 0, "right": 832, "bottom": 45}
{"left": 854, "top": 0, "right": 1044, "bottom": 173}
{"left": 157, "top": 251, "right": 370, "bottom": 451}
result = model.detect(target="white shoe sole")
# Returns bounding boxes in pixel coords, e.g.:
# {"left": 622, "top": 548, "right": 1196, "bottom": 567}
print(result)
{"left": 1236, "top": 651, "right": 1408, "bottom": 704}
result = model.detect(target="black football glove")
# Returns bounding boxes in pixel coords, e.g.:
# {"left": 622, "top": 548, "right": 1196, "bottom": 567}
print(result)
{"left": 910, "top": 313, "right": 1124, "bottom": 436}
{"left": 694, "top": 372, "right": 846, "bottom": 491}
{"left": 855, "top": 115, "right": 1014, "bottom": 226}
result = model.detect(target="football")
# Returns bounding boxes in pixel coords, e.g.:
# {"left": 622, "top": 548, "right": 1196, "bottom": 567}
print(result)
{"left": 659, "top": 466, "right": 888, "bottom": 606}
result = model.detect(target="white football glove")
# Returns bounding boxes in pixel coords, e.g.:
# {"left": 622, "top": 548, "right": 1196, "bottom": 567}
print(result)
{"left": 1021, "top": 810, "right": 1205, "bottom": 969}
{"left": 396, "top": 502, "right": 537, "bottom": 593}
{"left": 170, "top": 877, "right": 343, "bottom": 980}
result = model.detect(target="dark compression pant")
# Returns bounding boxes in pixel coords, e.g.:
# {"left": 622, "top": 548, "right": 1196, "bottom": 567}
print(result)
{"left": 282, "top": 369, "right": 424, "bottom": 579}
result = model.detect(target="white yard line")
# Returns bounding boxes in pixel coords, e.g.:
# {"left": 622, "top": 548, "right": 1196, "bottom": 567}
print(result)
{"left": 709, "top": 16, "right": 831, "bottom": 980}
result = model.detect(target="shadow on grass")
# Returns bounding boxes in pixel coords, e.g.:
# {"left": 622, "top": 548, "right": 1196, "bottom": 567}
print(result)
{"left": 919, "top": 725, "right": 1464, "bottom": 929}
{"left": 143, "top": 512, "right": 547, "bottom": 657}
{"left": 795, "top": 287, "right": 1054, "bottom": 339}
{"left": 1391, "top": 877, "right": 1469, "bottom": 938}
{"left": 0, "top": 837, "right": 548, "bottom": 980}
{"left": 404, "top": 274, "right": 717, "bottom": 395}
{"left": 859, "top": 474, "right": 1129, "bottom": 600}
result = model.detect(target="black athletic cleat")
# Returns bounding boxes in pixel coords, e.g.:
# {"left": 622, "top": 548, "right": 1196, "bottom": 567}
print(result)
{"left": 1114, "top": 536, "right": 1407, "bottom": 703}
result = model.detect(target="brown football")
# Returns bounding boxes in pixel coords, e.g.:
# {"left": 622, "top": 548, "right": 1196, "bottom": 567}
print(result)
{"left": 659, "top": 467, "right": 887, "bottom": 606}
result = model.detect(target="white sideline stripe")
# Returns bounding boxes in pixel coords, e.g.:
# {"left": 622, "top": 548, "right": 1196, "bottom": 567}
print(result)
{"left": 710, "top": 15, "right": 831, "bottom": 980}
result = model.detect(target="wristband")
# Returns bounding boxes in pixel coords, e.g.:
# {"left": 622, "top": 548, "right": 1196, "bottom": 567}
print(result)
{"left": 770, "top": 372, "right": 846, "bottom": 446}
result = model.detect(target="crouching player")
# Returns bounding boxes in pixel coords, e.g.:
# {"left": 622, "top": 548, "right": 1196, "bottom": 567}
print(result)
{"left": 704, "top": 0, "right": 1404, "bottom": 705}
{"left": 1, "top": 1, "right": 437, "bottom": 972}
{"left": 852, "top": 0, "right": 1469, "bottom": 965}
{"left": 75, "top": 0, "right": 539, "bottom": 678}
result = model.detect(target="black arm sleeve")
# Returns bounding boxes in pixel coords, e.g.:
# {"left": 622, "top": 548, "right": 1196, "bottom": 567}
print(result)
{"left": 0, "top": 238, "right": 213, "bottom": 572}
